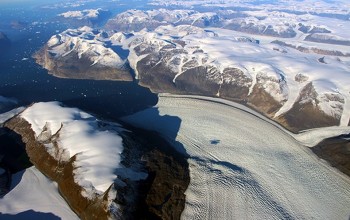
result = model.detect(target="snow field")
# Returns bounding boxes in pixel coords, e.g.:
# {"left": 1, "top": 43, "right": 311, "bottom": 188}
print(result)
{"left": 21, "top": 102, "right": 124, "bottom": 195}
{"left": 0, "top": 167, "right": 79, "bottom": 219}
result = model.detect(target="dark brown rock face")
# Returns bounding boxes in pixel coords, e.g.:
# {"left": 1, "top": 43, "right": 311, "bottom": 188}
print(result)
{"left": 136, "top": 52, "right": 252, "bottom": 101}
{"left": 143, "top": 149, "right": 189, "bottom": 219}
{"left": 174, "top": 66, "right": 221, "bottom": 96}
{"left": 312, "top": 135, "right": 350, "bottom": 177}
{"left": 247, "top": 84, "right": 282, "bottom": 117}
{"left": 137, "top": 55, "right": 179, "bottom": 93}
{"left": 276, "top": 83, "right": 339, "bottom": 132}
{"left": 277, "top": 102, "right": 338, "bottom": 132}
{"left": 219, "top": 68, "right": 251, "bottom": 101}
{"left": 117, "top": 127, "right": 190, "bottom": 220}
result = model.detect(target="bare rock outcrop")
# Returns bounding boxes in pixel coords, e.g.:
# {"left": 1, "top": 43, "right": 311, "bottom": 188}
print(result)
{"left": 312, "top": 134, "right": 350, "bottom": 177}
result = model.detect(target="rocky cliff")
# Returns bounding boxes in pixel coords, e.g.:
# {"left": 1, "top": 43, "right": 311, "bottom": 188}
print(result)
{"left": 312, "top": 134, "right": 350, "bottom": 177}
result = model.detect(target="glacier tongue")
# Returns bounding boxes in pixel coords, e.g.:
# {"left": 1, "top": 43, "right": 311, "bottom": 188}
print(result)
{"left": 123, "top": 94, "right": 350, "bottom": 220}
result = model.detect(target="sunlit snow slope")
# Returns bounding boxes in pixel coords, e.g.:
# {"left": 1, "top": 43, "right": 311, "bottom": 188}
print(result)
{"left": 124, "top": 94, "right": 350, "bottom": 220}
{"left": 0, "top": 167, "right": 79, "bottom": 219}
{"left": 20, "top": 102, "right": 124, "bottom": 195}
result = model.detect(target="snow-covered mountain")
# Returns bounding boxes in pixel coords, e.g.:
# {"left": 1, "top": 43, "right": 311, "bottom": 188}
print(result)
{"left": 58, "top": 8, "right": 111, "bottom": 27}
{"left": 5, "top": 102, "right": 134, "bottom": 219}
{"left": 105, "top": 8, "right": 350, "bottom": 44}
{"left": 104, "top": 8, "right": 350, "bottom": 131}
{"left": 105, "top": 9, "right": 221, "bottom": 32}
{"left": 116, "top": 25, "right": 350, "bottom": 131}
{"left": 2, "top": 102, "right": 189, "bottom": 219}
{"left": 36, "top": 5, "right": 350, "bottom": 131}
{"left": 149, "top": 0, "right": 350, "bottom": 19}
{"left": 34, "top": 26, "right": 132, "bottom": 81}
{"left": 59, "top": 9, "right": 105, "bottom": 20}
{"left": 37, "top": 23, "right": 350, "bottom": 131}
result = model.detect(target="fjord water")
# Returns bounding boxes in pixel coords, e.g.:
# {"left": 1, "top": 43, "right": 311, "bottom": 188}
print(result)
{"left": 0, "top": 0, "right": 158, "bottom": 120}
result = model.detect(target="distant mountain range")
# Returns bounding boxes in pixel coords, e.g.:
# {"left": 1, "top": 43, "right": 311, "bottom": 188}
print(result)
{"left": 106, "top": 9, "right": 350, "bottom": 46}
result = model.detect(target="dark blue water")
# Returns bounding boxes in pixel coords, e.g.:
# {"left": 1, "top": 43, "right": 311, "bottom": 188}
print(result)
{"left": 0, "top": 0, "right": 158, "bottom": 121}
